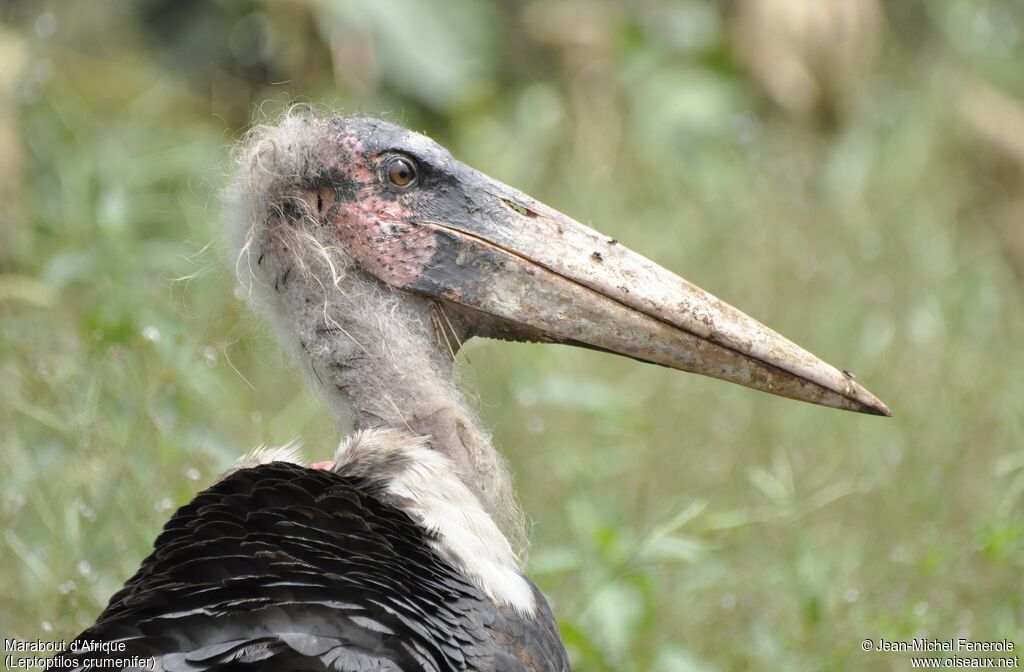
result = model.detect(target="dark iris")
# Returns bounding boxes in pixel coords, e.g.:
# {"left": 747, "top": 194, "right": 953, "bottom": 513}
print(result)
{"left": 387, "top": 157, "right": 417, "bottom": 188}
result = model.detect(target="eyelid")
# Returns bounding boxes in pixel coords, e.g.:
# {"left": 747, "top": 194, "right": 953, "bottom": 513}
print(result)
{"left": 382, "top": 150, "right": 430, "bottom": 171}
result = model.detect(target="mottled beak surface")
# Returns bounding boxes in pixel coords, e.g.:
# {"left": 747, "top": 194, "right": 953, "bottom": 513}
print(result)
{"left": 315, "top": 117, "right": 891, "bottom": 416}
{"left": 407, "top": 174, "right": 888, "bottom": 416}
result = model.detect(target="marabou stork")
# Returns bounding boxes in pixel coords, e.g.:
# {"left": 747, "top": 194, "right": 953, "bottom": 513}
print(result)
{"left": 52, "top": 114, "right": 889, "bottom": 671}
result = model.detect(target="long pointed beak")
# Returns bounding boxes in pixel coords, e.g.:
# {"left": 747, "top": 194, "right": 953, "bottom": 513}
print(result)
{"left": 400, "top": 168, "right": 890, "bottom": 416}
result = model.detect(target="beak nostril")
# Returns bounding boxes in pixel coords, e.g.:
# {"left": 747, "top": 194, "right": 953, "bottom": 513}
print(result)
{"left": 501, "top": 198, "right": 537, "bottom": 218}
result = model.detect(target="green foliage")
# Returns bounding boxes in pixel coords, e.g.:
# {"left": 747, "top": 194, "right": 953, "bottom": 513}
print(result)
{"left": 2, "top": 1, "right": 1023, "bottom": 669}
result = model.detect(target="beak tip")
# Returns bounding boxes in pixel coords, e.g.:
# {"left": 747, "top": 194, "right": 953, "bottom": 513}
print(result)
{"left": 849, "top": 384, "right": 892, "bottom": 417}
{"left": 873, "top": 402, "right": 893, "bottom": 417}
{"left": 864, "top": 401, "right": 893, "bottom": 417}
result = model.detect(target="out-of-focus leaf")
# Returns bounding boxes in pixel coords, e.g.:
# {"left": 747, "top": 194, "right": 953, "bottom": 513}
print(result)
{"left": 655, "top": 645, "right": 719, "bottom": 672}
{"left": 40, "top": 249, "right": 99, "bottom": 288}
{"left": 582, "top": 582, "right": 643, "bottom": 658}
{"left": 529, "top": 546, "right": 583, "bottom": 575}
{"left": 318, "top": 0, "right": 497, "bottom": 110}
{"left": 651, "top": 499, "right": 707, "bottom": 536}
{"left": 628, "top": 67, "right": 747, "bottom": 155}
{"left": 639, "top": 534, "right": 709, "bottom": 564}
{"left": 532, "top": 375, "right": 628, "bottom": 414}
{"left": 0, "top": 275, "right": 57, "bottom": 307}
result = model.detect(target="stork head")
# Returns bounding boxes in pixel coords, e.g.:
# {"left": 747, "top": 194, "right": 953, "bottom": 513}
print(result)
{"left": 231, "top": 113, "right": 889, "bottom": 417}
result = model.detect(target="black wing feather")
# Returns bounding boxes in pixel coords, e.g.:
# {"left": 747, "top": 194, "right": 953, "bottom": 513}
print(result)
{"left": 51, "top": 462, "right": 570, "bottom": 671}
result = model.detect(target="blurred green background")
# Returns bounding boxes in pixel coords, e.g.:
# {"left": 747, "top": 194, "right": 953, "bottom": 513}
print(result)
{"left": 1, "top": 1, "right": 1022, "bottom": 670}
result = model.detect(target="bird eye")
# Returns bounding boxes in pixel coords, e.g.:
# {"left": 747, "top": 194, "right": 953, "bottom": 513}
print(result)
{"left": 386, "top": 156, "right": 417, "bottom": 189}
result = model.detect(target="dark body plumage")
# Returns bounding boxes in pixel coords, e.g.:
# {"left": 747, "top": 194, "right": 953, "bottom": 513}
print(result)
{"left": 52, "top": 462, "right": 568, "bottom": 671}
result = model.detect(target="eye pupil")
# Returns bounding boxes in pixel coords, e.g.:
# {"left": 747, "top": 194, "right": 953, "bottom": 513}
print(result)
{"left": 387, "top": 158, "right": 416, "bottom": 188}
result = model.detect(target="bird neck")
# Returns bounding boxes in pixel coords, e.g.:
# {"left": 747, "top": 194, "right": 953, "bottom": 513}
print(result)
{"left": 258, "top": 256, "right": 525, "bottom": 551}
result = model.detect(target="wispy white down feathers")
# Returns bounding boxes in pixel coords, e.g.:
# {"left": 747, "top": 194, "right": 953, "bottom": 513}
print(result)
{"left": 225, "top": 440, "right": 304, "bottom": 476}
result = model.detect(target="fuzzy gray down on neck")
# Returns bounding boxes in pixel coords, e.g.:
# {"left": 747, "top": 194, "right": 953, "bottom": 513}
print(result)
{"left": 225, "top": 113, "right": 526, "bottom": 556}
{"left": 237, "top": 222, "right": 527, "bottom": 555}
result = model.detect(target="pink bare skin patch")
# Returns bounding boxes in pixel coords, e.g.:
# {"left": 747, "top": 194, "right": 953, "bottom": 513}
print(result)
{"left": 309, "top": 460, "right": 334, "bottom": 471}
{"left": 331, "top": 198, "right": 438, "bottom": 287}
{"left": 297, "top": 127, "right": 439, "bottom": 288}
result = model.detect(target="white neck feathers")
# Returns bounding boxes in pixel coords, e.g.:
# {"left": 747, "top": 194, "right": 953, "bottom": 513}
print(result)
{"left": 330, "top": 428, "right": 537, "bottom": 617}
